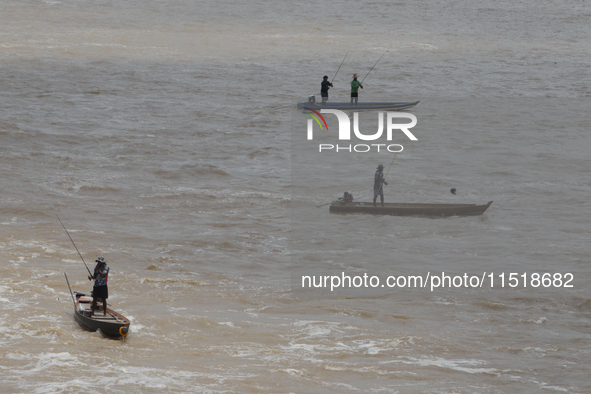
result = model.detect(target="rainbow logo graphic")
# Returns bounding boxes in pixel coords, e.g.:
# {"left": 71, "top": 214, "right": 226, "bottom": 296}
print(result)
{"left": 305, "top": 109, "right": 328, "bottom": 132}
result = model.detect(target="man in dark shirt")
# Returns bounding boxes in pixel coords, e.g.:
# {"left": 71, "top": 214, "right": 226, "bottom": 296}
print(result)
{"left": 373, "top": 164, "right": 388, "bottom": 207}
{"left": 320, "top": 76, "right": 333, "bottom": 104}
{"left": 89, "top": 257, "right": 109, "bottom": 316}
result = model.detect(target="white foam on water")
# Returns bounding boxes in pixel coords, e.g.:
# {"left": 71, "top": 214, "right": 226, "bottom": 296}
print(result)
{"left": 391, "top": 356, "right": 498, "bottom": 375}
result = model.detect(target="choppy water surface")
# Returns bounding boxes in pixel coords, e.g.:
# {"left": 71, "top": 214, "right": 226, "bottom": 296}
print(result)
{"left": 1, "top": 0, "right": 590, "bottom": 392}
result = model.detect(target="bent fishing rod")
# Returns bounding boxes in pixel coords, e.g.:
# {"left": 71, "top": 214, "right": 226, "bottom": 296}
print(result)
{"left": 360, "top": 50, "right": 388, "bottom": 84}
{"left": 57, "top": 215, "right": 93, "bottom": 277}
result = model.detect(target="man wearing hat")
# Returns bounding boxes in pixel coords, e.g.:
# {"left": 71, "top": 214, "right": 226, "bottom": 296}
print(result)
{"left": 320, "top": 75, "right": 333, "bottom": 104}
{"left": 89, "top": 257, "right": 109, "bottom": 316}
{"left": 373, "top": 164, "right": 388, "bottom": 207}
{"left": 350, "top": 74, "right": 363, "bottom": 105}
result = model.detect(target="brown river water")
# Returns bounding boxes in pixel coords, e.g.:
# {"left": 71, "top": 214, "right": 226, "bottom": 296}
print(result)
{"left": 1, "top": 0, "right": 590, "bottom": 392}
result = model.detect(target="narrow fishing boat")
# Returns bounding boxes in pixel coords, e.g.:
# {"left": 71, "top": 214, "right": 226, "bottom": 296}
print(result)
{"left": 329, "top": 200, "right": 493, "bottom": 216}
{"left": 65, "top": 273, "right": 130, "bottom": 338}
{"left": 72, "top": 292, "right": 130, "bottom": 338}
{"left": 294, "top": 51, "right": 418, "bottom": 112}
{"left": 59, "top": 218, "right": 131, "bottom": 338}
{"left": 297, "top": 98, "right": 420, "bottom": 112}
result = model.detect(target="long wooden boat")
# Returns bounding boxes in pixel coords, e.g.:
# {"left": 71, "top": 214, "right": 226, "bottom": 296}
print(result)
{"left": 65, "top": 273, "right": 130, "bottom": 338}
{"left": 297, "top": 100, "right": 420, "bottom": 112}
{"left": 329, "top": 201, "right": 493, "bottom": 216}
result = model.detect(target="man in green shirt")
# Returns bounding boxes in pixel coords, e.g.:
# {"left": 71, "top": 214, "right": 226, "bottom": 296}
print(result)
{"left": 350, "top": 73, "right": 363, "bottom": 105}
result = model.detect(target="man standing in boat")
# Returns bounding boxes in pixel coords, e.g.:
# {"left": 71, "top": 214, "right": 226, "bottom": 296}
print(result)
{"left": 373, "top": 164, "right": 388, "bottom": 207}
{"left": 351, "top": 74, "right": 363, "bottom": 105}
{"left": 89, "top": 257, "right": 109, "bottom": 316}
{"left": 320, "top": 75, "right": 333, "bottom": 105}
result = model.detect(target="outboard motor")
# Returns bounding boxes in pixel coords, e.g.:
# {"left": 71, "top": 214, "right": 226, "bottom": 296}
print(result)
{"left": 308, "top": 95, "right": 316, "bottom": 104}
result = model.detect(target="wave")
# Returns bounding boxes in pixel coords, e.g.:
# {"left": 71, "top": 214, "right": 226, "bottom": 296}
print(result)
{"left": 180, "top": 164, "right": 229, "bottom": 176}
{"left": 141, "top": 278, "right": 211, "bottom": 286}
{"left": 78, "top": 185, "right": 122, "bottom": 193}
{"left": 0, "top": 121, "right": 24, "bottom": 134}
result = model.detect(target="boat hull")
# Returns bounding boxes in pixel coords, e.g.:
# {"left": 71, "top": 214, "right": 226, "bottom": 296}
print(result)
{"left": 74, "top": 295, "right": 130, "bottom": 338}
{"left": 329, "top": 201, "right": 493, "bottom": 216}
{"left": 297, "top": 100, "right": 420, "bottom": 112}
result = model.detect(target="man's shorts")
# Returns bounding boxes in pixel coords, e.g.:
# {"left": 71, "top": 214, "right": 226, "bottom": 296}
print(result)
{"left": 374, "top": 187, "right": 383, "bottom": 198}
{"left": 351, "top": 92, "right": 358, "bottom": 97}
{"left": 92, "top": 285, "right": 108, "bottom": 300}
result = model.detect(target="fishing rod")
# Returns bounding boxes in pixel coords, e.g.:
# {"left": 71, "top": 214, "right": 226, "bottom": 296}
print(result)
{"left": 331, "top": 51, "right": 349, "bottom": 84}
{"left": 64, "top": 272, "right": 77, "bottom": 309}
{"left": 275, "top": 52, "right": 349, "bottom": 110}
{"left": 384, "top": 152, "right": 398, "bottom": 179}
{"left": 360, "top": 50, "right": 388, "bottom": 84}
{"left": 316, "top": 200, "right": 336, "bottom": 208}
{"left": 378, "top": 152, "right": 398, "bottom": 192}
{"left": 57, "top": 215, "right": 92, "bottom": 277}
